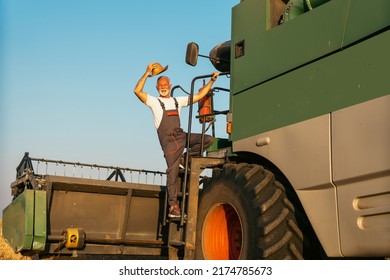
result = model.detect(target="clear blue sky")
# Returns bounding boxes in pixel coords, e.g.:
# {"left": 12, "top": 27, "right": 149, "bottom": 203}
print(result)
{"left": 0, "top": 0, "right": 236, "bottom": 216}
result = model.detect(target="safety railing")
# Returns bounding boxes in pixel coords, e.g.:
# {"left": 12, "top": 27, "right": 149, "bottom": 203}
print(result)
{"left": 16, "top": 152, "right": 166, "bottom": 186}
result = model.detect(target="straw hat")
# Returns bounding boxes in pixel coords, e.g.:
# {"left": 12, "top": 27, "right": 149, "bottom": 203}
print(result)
{"left": 149, "top": 63, "right": 168, "bottom": 77}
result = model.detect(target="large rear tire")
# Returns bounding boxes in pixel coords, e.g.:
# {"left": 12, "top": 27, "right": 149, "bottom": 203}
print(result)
{"left": 195, "top": 163, "right": 304, "bottom": 259}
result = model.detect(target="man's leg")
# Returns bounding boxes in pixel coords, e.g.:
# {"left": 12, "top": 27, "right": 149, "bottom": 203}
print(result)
{"left": 187, "top": 133, "right": 214, "bottom": 157}
{"left": 163, "top": 134, "right": 186, "bottom": 207}
{"left": 165, "top": 149, "right": 182, "bottom": 207}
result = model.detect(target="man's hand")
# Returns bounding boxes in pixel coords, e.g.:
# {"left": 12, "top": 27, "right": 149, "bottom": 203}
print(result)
{"left": 192, "top": 71, "right": 221, "bottom": 103}
{"left": 211, "top": 72, "right": 220, "bottom": 82}
{"left": 146, "top": 62, "right": 158, "bottom": 76}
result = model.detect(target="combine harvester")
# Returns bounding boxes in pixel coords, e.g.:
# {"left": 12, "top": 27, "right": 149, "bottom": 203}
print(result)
{"left": 3, "top": 0, "right": 390, "bottom": 259}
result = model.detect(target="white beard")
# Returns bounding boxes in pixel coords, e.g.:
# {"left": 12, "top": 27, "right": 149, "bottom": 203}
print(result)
{"left": 159, "top": 89, "right": 170, "bottom": 97}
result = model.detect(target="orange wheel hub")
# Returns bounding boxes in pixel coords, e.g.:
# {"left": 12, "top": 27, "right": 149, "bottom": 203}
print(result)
{"left": 202, "top": 203, "right": 242, "bottom": 259}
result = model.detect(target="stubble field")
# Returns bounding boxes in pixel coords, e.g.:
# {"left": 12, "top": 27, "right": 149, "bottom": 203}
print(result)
{"left": 0, "top": 220, "right": 31, "bottom": 260}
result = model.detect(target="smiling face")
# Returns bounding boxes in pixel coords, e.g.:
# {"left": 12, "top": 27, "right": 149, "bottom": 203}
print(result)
{"left": 156, "top": 76, "right": 172, "bottom": 98}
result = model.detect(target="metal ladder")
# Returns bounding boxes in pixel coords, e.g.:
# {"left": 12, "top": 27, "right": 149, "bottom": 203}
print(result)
{"left": 165, "top": 73, "right": 229, "bottom": 260}
{"left": 165, "top": 156, "right": 226, "bottom": 260}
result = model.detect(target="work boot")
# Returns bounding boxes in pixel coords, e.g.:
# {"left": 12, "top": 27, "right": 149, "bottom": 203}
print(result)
{"left": 179, "top": 155, "right": 190, "bottom": 171}
{"left": 168, "top": 202, "right": 181, "bottom": 219}
{"left": 179, "top": 155, "right": 185, "bottom": 169}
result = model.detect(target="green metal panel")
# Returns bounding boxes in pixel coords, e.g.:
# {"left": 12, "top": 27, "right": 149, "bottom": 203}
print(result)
{"left": 2, "top": 189, "right": 47, "bottom": 253}
{"left": 33, "top": 190, "right": 47, "bottom": 250}
{"left": 229, "top": 0, "right": 390, "bottom": 142}
{"left": 343, "top": 0, "right": 390, "bottom": 47}
{"left": 2, "top": 190, "right": 34, "bottom": 252}
{"left": 208, "top": 137, "right": 231, "bottom": 151}
{"left": 231, "top": 0, "right": 349, "bottom": 95}
{"left": 231, "top": 30, "right": 390, "bottom": 142}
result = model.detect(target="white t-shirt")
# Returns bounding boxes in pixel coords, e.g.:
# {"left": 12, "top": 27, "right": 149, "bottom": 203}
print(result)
{"left": 146, "top": 95, "right": 189, "bottom": 129}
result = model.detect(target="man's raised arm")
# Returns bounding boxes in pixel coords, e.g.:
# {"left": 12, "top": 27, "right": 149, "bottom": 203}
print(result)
{"left": 134, "top": 63, "right": 155, "bottom": 104}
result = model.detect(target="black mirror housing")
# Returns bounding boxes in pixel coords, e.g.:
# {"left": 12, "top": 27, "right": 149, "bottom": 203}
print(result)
{"left": 185, "top": 42, "right": 199, "bottom": 66}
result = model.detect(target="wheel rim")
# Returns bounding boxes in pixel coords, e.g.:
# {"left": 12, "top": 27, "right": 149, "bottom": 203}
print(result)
{"left": 202, "top": 203, "right": 242, "bottom": 259}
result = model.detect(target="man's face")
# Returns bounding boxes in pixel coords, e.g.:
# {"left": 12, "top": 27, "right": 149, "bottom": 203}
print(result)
{"left": 156, "top": 77, "right": 171, "bottom": 98}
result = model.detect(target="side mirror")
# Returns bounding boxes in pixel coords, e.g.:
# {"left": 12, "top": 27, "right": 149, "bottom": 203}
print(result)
{"left": 185, "top": 42, "right": 199, "bottom": 67}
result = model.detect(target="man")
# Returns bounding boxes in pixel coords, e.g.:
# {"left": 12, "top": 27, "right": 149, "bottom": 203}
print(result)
{"left": 134, "top": 62, "right": 219, "bottom": 218}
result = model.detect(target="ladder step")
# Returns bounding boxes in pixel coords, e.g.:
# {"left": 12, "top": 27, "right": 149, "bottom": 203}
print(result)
{"left": 177, "top": 191, "right": 188, "bottom": 198}
{"left": 166, "top": 217, "right": 186, "bottom": 224}
{"left": 169, "top": 241, "right": 185, "bottom": 247}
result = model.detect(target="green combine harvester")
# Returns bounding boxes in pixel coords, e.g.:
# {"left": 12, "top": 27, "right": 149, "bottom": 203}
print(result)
{"left": 3, "top": 0, "right": 389, "bottom": 259}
